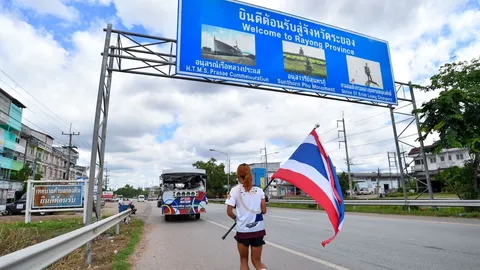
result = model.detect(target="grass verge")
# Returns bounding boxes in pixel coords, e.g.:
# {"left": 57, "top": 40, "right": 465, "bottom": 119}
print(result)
{"left": 112, "top": 219, "right": 144, "bottom": 270}
{"left": 0, "top": 218, "right": 84, "bottom": 256}
{"left": 0, "top": 217, "right": 145, "bottom": 270}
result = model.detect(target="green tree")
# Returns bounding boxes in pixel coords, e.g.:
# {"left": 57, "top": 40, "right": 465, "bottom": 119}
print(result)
{"left": 115, "top": 184, "right": 143, "bottom": 198}
{"left": 413, "top": 57, "right": 480, "bottom": 202}
{"left": 337, "top": 172, "right": 350, "bottom": 196}
{"left": 11, "top": 164, "right": 31, "bottom": 182}
{"left": 10, "top": 164, "right": 31, "bottom": 196}
{"left": 435, "top": 161, "right": 477, "bottom": 200}
{"left": 193, "top": 158, "right": 228, "bottom": 197}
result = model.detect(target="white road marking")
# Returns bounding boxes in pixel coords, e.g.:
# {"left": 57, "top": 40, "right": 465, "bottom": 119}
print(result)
{"left": 205, "top": 219, "right": 350, "bottom": 270}
{"left": 268, "top": 215, "right": 301, "bottom": 221}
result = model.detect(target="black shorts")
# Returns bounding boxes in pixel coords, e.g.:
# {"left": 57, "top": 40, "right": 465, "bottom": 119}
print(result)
{"left": 235, "top": 236, "right": 266, "bottom": 247}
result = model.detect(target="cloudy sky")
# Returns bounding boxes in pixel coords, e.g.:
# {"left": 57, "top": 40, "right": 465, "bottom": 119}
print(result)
{"left": 0, "top": 0, "right": 478, "bottom": 189}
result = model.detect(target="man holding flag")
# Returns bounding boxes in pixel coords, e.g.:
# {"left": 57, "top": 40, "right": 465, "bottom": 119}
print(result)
{"left": 271, "top": 124, "right": 345, "bottom": 247}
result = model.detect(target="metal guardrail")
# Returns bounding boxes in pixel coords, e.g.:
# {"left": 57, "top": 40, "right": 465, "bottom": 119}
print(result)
{"left": 0, "top": 209, "right": 132, "bottom": 270}
{"left": 209, "top": 198, "right": 480, "bottom": 207}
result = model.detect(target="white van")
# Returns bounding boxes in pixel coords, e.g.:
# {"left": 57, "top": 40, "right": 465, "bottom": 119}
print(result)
{"left": 138, "top": 195, "right": 145, "bottom": 202}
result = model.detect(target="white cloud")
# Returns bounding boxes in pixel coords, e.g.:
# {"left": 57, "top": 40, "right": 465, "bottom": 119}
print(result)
{"left": 11, "top": 0, "right": 80, "bottom": 21}
{"left": 0, "top": 0, "right": 478, "bottom": 189}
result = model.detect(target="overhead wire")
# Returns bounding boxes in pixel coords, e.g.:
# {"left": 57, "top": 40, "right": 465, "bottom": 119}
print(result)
{"left": 0, "top": 71, "right": 92, "bottom": 151}
{"left": 0, "top": 71, "right": 91, "bottom": 165}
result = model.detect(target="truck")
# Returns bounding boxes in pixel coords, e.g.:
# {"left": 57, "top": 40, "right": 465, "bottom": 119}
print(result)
{"left": 157, "top": 168, "right": 208, "bottom": 221}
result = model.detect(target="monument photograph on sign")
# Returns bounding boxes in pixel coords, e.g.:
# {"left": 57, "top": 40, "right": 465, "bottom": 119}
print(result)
{"left": 346, "top": 55, "right": 384, "bottom": 89}
{"left": 201, "top": 24, "right": 256, "bottom": 66}
{"left": 282, "top": 40, "right": 327, "bottom": 78}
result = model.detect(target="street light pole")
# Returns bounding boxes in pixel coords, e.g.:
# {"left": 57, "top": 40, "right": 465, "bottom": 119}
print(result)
{"left": 209, "top": 149, "right": 230, "bottom": 190}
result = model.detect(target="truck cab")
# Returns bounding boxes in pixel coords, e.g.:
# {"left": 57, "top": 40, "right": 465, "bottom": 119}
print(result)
{"left": 157, "top": 168, "right": 208, "bottom": 221}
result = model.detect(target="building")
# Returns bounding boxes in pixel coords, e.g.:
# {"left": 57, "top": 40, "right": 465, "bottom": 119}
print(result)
{"left": 146, "top": 186, "right": 160, "bottom": 199}
{"left": 408, "top": 143, "right": 470, "bottom": 192}
{"left": 0, "top": 87, "right": 27, "bottom": 196}
{"left": 248, "top": 162, "right": 298, "bottom": 197}
{"left": 17, "top": 124, "right": 87, "bottom": 181}
{"left": 349, "top": 172, "right": 401, "bottom": 194}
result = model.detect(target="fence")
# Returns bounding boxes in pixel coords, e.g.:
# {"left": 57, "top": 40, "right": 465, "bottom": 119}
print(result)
{"left": 209, "top": 198, "right": 480, "bottom": 207}
{"left": 0, "top": 209, "right": 132, "bottom": 270}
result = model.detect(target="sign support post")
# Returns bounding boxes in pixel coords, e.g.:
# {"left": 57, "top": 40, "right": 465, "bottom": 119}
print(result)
{"left": 25, "top": 180, "right": 32, "bottom": 224}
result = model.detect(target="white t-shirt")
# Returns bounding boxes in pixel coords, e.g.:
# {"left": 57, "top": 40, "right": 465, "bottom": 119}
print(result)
{"left": 225, "top": 184, "right": 265, "bottom": 233}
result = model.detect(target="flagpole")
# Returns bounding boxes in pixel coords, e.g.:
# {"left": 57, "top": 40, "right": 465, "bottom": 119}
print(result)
{"left": 221, "top": 123, "right": 320, "bottom": 240}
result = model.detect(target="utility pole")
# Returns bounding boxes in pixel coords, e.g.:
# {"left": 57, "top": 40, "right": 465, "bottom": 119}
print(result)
{"left": 23, "top": 136, "right": 30, "bottom": 165}
{"left": 261, "top": 145, "right": 268, "bottom": 194}
{"left": 104, "top": 167, "right": 109, "bottom": 191}
{"left": 209, "top": 149, "right": 230, "bottom": 191}
{"left": 62, "top": 123, "right": 80, "bottom": 180}
{"left": 337, "top": 112, "right": 353, "bottom": 198}
{"left": 377, "top": 167, "right": 381, "bottom": 197}
{"left": 387, "top": 152, "right": 398, "bottom": 190}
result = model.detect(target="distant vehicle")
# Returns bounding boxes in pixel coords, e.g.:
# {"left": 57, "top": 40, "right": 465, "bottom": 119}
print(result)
{"left": 157, "top": 168, "right": 208, "bottom": 221}
{"left": 138, "top": 195, "right": 145, "bottom": 202}
{"left": 358, "top": 188, "right": 374, "bottom": 195}
{"left": 102, "top": 191, "right": 115, "bottom": 202}
{"left": 1, "top": 193, "right": 95, "bottom": 216}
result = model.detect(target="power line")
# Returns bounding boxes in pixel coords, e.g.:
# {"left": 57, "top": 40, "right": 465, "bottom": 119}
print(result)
{"left": 348, "top": 111, "right": 386, "bottom": 124}
{"left": 0, "top": 72, "right": 92, "bottom": 151}
{"left": 348, "top": 133, "right": 417, "bottom": 148}
{"left": 0, "top": 69, "right": 71, "bottom": 128}
{"left": 0, "top": 108, "right": 91, "bottom": 166}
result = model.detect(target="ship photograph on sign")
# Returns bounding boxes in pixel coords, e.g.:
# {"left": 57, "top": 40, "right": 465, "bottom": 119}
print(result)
{"left": 201, "top": 24, "right": 256, "bottom": 66}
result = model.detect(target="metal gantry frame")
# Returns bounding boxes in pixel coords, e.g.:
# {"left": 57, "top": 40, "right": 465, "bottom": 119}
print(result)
{"left": 85, "top": 23, "right": 433, "bottom": 264}
{"left": 390, "top": 82, "right": 434, "bottom": 200}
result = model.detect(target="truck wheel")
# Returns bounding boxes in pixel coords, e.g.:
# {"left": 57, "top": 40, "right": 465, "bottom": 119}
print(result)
{"left": 195, "top": 213, "right": 200, "bottom": 220}
{"left": 165, "top": 215, "right": 171, "bottom": 222}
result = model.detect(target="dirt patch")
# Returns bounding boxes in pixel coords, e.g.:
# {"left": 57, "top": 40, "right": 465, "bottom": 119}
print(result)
{"left": 48, "top": 230, "right": 129, "bottom": 270}
{"left": 129, "top": 223, "right": 155, "bottom": 264}
{"left": 47, "top": 219, "right": 144, "bottom": 270}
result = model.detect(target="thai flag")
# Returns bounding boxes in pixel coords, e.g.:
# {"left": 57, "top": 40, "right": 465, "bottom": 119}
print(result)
{"left": 271, "top": 128, "right": 345, "bottom": 247}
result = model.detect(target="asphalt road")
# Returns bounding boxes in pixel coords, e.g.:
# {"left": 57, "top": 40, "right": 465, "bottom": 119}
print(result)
{"left": 133, "top": 202, "right": 480, "bottom": 270}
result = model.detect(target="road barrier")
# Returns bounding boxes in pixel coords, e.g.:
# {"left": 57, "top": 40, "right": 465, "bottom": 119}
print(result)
{"left": 209, "top": 198, "right": 480, "bottom": 207}
{"left": 0, "top": 209, "right": 132, "bottom": 270}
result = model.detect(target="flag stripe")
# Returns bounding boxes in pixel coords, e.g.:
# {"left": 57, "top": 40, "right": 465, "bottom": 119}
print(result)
{"left": 310, "top": 131, "right": 343, "bottom": 204}
{"left": 277, "top": 159, "right": 339, "bottom": 215}
{"left": 273, "top": 168, "right": 339, "bottom": 231}
{"left": 289, "top": 143, "right": 329, "bottom": 182}
{"left": 328, "top": 156, "right": 345, "bottom": 228}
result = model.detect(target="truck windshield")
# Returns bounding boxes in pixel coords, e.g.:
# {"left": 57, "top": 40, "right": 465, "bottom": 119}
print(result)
{"left": 161, "top": 173, "right": 206, "bottom": 191}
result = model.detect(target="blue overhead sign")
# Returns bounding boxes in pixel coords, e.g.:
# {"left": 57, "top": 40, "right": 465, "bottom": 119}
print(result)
{"left": 176, "top": 0, "right": 397, "bottom": 105}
